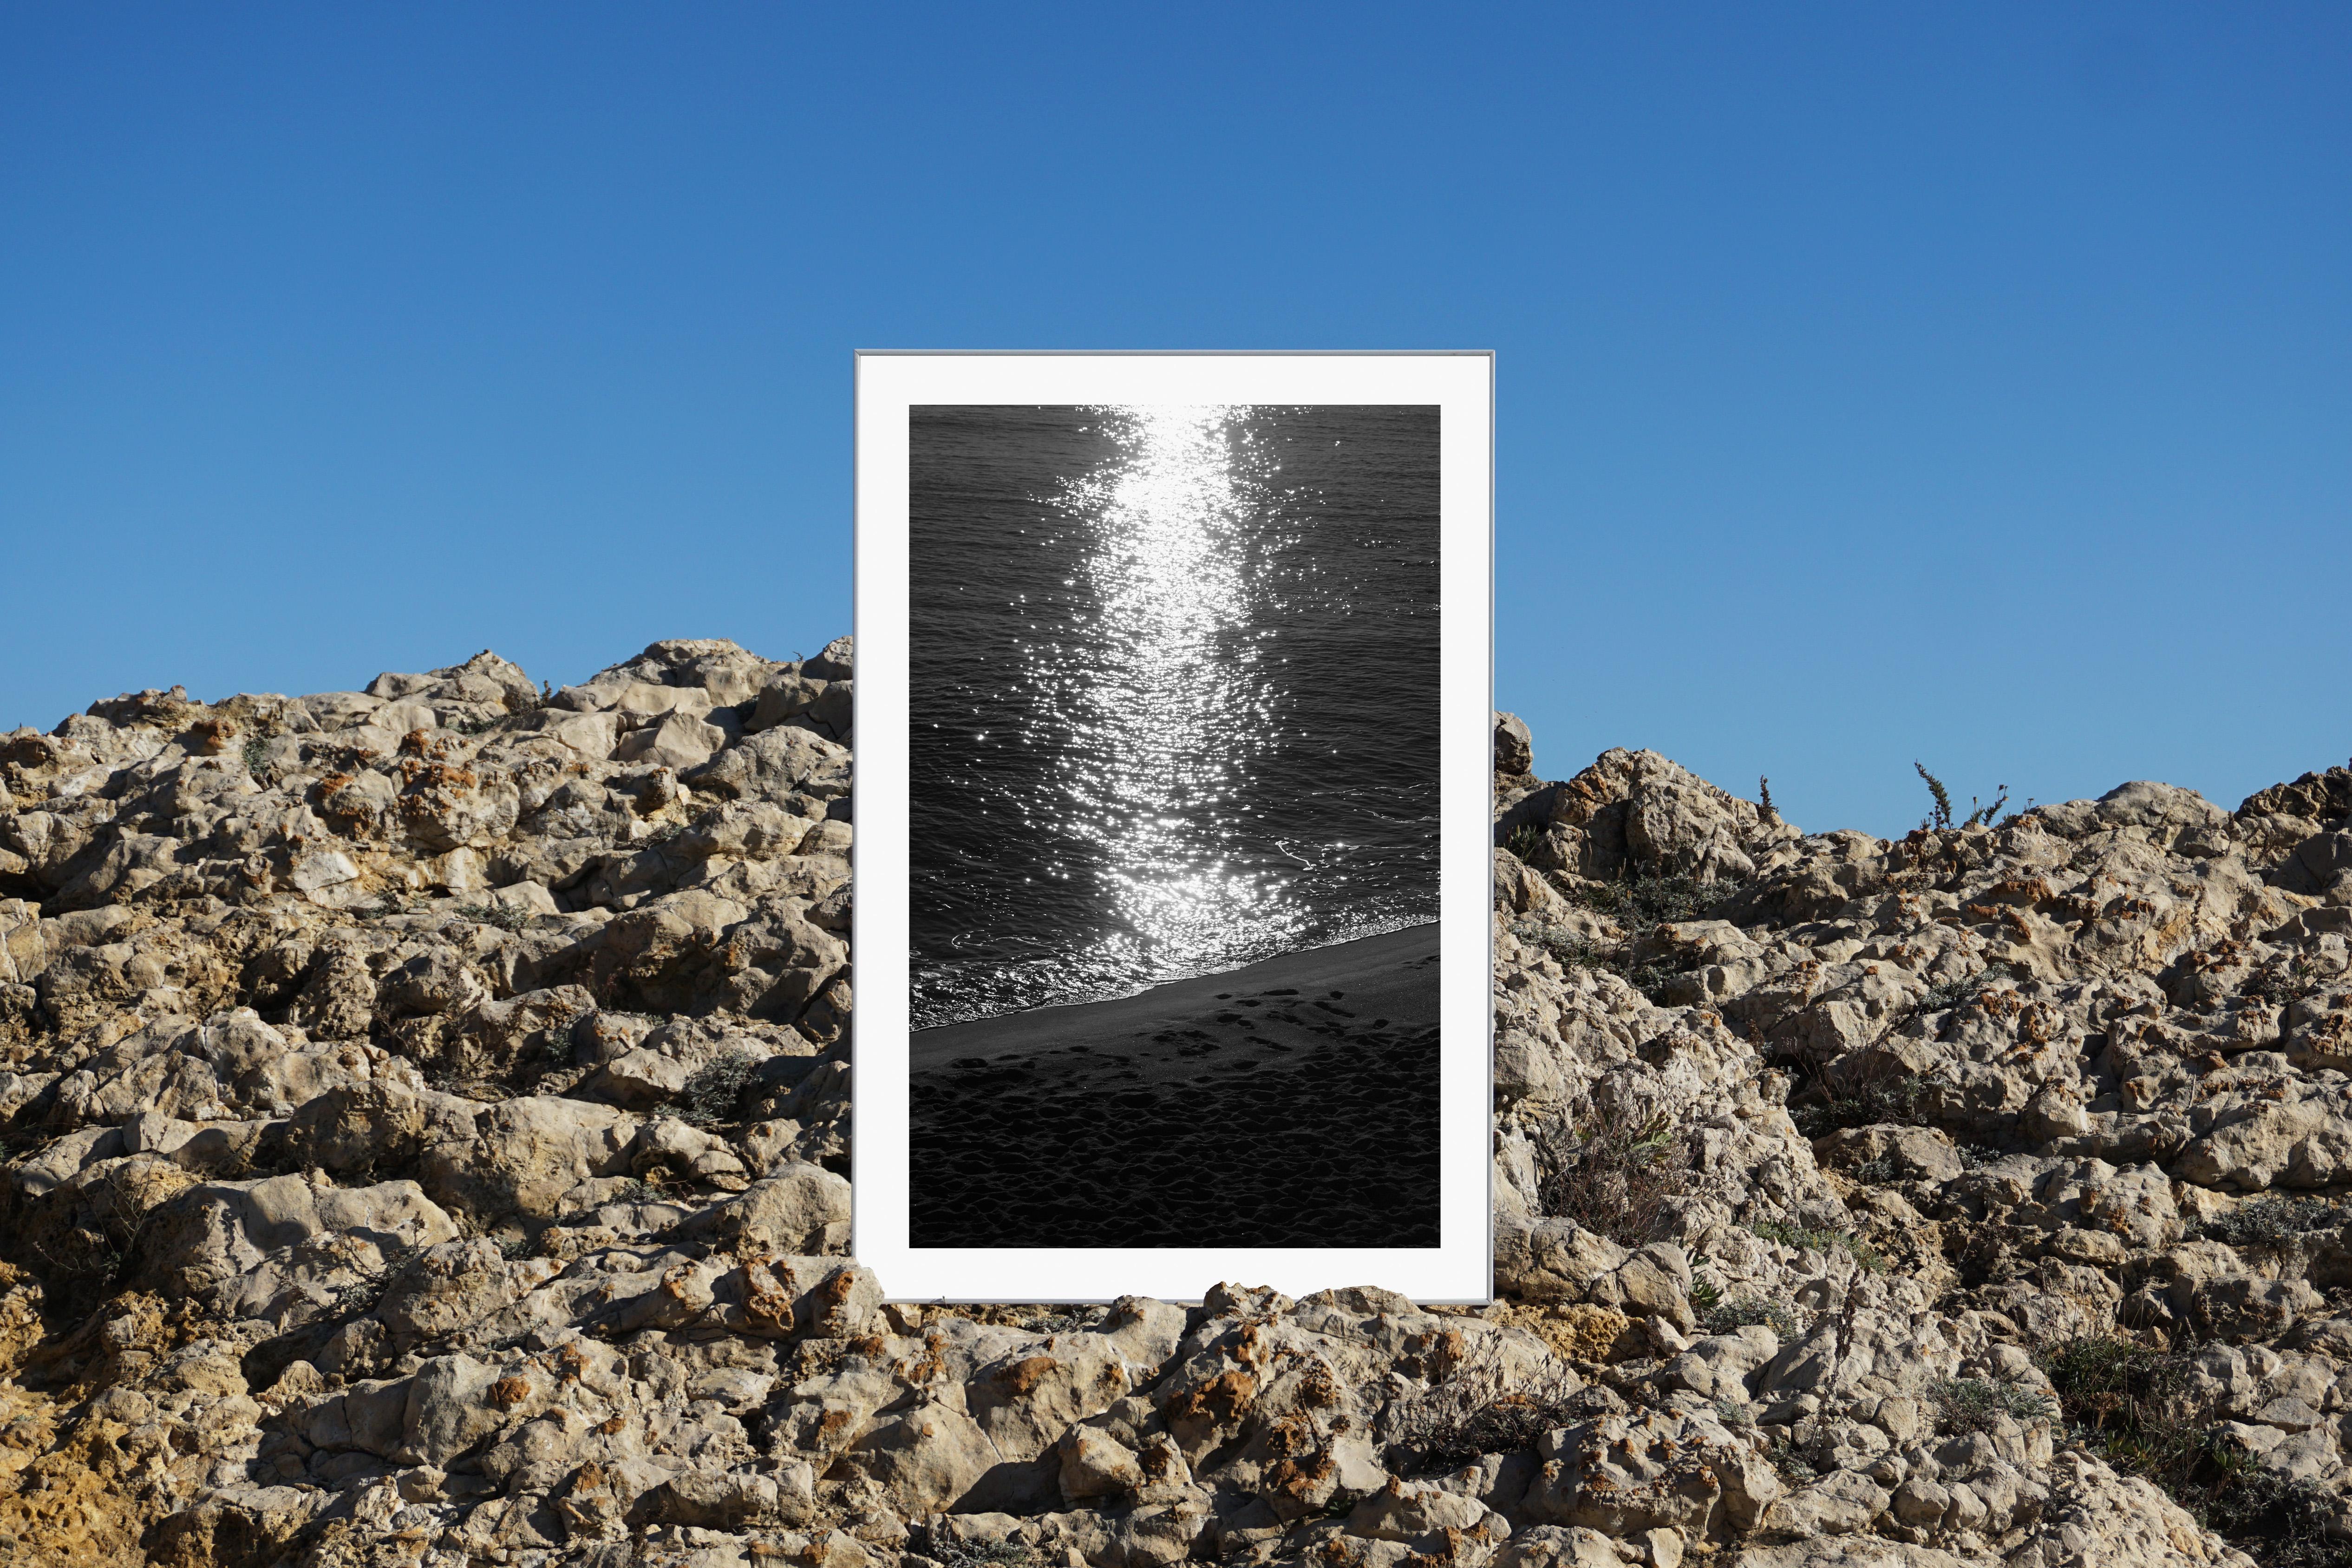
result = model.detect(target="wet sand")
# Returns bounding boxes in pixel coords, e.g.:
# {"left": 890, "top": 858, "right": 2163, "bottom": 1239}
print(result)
{"left": 908, "top": 924, "right": 1441, "bottom": 1249}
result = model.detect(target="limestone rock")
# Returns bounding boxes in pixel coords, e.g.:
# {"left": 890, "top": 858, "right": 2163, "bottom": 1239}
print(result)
{"left": 0, "top": 642, "right": 2314, "bottom": 1568}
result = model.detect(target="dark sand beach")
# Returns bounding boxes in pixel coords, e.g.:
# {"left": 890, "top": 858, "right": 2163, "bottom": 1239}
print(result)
{"left": 909, "top": 924, "right": 1440, "bottom": 1249}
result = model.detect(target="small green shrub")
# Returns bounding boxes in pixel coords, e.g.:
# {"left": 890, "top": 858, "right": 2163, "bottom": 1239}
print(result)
{"left": 1573, "top": 870, "right": 1718, "bottom": 927}
{"left": 1915, "top": 978, "right": 1965, "bottom": 1013}
{"left": 1515, "top": 921, "right": 1703, "bottom": 1006}
{"left": 1916, "top": 763, "right": 1954, "bottom": 831}
{"left": 1767, "top": 1430, "right": 1821, "bottom": 1484}
{"left": 675, "top": 1051, "right": 761, "bottom": 1127}
{"left": 921, "top": 1536, "right": 1039, "bottom": 1568}
{"left": 1747, "top": 1218, "right": 1885, "bottom": 1272}
{"left": 2197, "top": 1462, "right": 2352, "bottom": 1568}
{"left": 1850, "top": 1152, "right": 1901, "bottom": 1186}
{"left": 2247, "top": 954, "right": 2322, "bottom": 1006}
{"left": 2038, "top": 1336, "right": 2352, "bottom": 1565}
{"left": 1916, "top": 960, "right": 2018, "bottom": 1016}
{"left": 2039, "top": 1336, "right": 2200, "bottom": 1478}
{"left": 2193, "top": 1195, "right": 2340, "bottom": 1249}
{"left": 1390, "top": 1340, "right": 1585, "bottom": 1472}
{"left": 1504, "top": 823, "right": 1545, "bottom": 860}
{"left": 240, "top": 737, "right": 270, "bottom": 776}
{"left": 1702, "top": 1294, "right": 1800, "bottom": 1338}
{"left": 1511, "top": 921, "right": 1617, "bottom": 980}
{"left": 1965, "top": 790, "right": 2009, "bottom": 829}
{"left": 1930, "top": 1377, "right": 2055, "bottom": 1434}
{"left": 455, "top": 901, "right": 532, "bottom": 932}
{"left": 1776, "top": 981, "right": 1964, "bottom": 1136}
{"left": 1538, "top": 1111, "right": 1695, "bottom": 1248}
{"left": 1787, "top": 1062, "right": 1927, "bottom": 1139}
{"left": 1914, "top": 763, "right": 2009, "bottom": 831}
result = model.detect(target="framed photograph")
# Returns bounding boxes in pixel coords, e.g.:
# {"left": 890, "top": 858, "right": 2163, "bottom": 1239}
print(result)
{"left": 854, "top": 352, "right": 1493, "bottom": 1302}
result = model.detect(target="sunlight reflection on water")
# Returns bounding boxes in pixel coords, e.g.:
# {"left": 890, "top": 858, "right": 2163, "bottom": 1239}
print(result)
{"left": 908, "top": 401, "right": 1439, "bottom": 1027}
{"left": 1033, "top": 406, "right": 1309, "bottom": 985}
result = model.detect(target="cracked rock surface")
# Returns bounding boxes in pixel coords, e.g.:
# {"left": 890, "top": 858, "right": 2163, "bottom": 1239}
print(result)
{"left": 0, "top": 637, "right": 2339, "bottom": 1566}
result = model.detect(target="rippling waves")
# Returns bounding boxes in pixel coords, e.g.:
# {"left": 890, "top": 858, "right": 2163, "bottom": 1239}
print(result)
{"left": 909, "top": 404, "right": 1439, "bottom": 1028}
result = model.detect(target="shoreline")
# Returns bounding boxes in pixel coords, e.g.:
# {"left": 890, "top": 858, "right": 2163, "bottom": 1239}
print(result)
{"left": 908, "top": 919, "right": 1442, "bottom": 1248}
{"left": 908, "top": 921, "right": 1441, "bottom": 1074}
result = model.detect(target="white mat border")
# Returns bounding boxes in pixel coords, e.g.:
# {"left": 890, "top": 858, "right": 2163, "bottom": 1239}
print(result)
{"left": 852, "top": 351, "right": 1494, "bottom": 1304}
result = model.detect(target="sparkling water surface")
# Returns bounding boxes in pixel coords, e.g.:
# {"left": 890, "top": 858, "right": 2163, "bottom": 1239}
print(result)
{"left": 909, "top": 404, "right": 1439, "bottom": 1028}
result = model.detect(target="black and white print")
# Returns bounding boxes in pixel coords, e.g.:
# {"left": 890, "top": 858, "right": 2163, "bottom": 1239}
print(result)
{"left": 905, "top": 404, "right": 1442, "bottom": 1248}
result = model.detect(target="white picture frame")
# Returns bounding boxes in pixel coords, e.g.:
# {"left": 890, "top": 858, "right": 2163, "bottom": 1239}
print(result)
{"left": 853, "top": 351, "right": 1494, "bottom": 1303}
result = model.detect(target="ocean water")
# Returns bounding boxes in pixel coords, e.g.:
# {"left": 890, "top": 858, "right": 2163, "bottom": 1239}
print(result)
{"left": 909, "top": 404, "right": 1440, "bottom": 1029}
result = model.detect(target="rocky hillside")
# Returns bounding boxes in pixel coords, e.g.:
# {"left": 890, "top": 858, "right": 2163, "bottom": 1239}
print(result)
{"left": 0, "top": 640, "right": 2344, "bottom": 1567}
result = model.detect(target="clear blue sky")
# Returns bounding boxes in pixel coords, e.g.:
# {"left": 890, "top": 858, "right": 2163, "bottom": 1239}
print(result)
{"left": 3, "top": 4, "right": 2345, "bottom": 837}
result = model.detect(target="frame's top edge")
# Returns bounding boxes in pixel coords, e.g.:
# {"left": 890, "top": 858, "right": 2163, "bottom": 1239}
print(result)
{"left": 852, "top": 349, "right": 1496, "bottom": 358}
